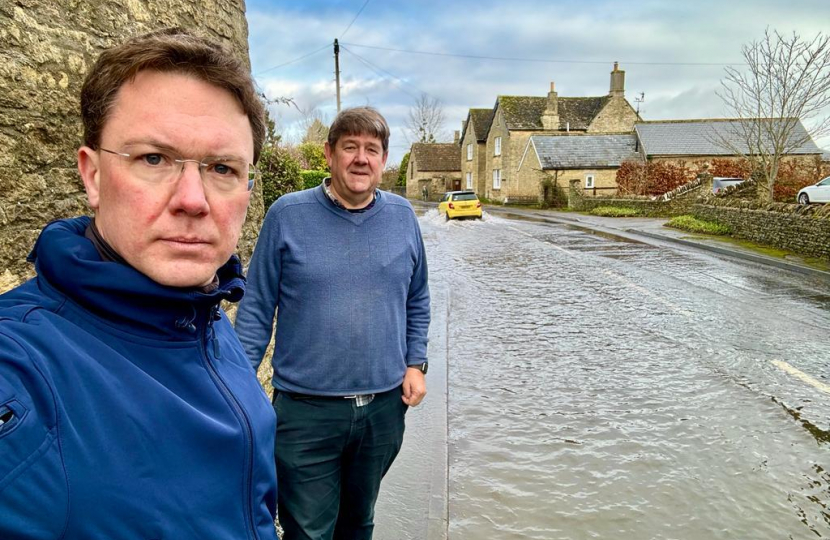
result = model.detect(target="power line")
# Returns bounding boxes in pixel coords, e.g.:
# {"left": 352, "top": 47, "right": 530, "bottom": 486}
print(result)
{"left": 340, "top": 0, "right": 371, "bottom": 39}
{"left": 340, "top": 42, "right": 744, "bottom": 67}
{"left": 341, "top": 45, "right": 428, "bottom": 101}
{"left": 255, "top": 43, "right": 330, "bottom": 76}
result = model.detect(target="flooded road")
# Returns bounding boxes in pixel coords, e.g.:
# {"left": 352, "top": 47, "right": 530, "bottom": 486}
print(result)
{"left": 417, "top": 209, "right": 830, "bottom": 539}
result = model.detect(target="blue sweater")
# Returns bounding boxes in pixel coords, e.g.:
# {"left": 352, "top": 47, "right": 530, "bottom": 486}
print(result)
{"left": 0, "top": 217, "right": 277, "bottom": 540}
{"left": 235, "top": 186, "right": 430, "bottom": 396}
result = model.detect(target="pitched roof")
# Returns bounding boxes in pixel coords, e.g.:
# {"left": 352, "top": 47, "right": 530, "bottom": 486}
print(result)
{"left": 635, "top": 119, "right": 822, "bottom": 157}
{"left": 822, "top": 149, "right": 830, "bottom": 162}
{"left": 528, "top": 134, "right": 639, "bottom": 169}
{"left": 410, "top": 143, "right": 460, "bottom": 172}
{"left": 497, "top": 95, "right": 609, "bottom": 131}
{"left": 469, "top": 108, "right": 494, "bottom": 142}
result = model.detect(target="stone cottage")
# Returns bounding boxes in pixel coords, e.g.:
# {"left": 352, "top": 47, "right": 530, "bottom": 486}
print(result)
{"left": 481, "top": 63, "right": 640, "bottom": 202}
{"left": 405, "top": 142, "right": 463, "bottom": 201}
{"left": 459, "top": 108, "right": 494, "bottom": 197}
{"left": 515, "top": 134, "right": 640, "bottom": 201}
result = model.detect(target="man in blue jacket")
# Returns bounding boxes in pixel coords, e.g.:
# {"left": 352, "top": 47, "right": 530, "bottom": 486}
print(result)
{"left": 0, "top": 29, "right": 278, "bottom": 539}
{"left": 235, "top": 107, "right": 431, "bottom": 540}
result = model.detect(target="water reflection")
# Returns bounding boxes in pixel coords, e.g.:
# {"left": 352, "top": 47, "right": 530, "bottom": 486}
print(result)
{"left": 419, "top": 210, "right": 830, "bottom": 539}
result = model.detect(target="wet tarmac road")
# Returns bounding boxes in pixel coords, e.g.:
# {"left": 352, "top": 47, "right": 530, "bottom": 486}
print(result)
{"left": 378, "top": 208, "right": 829, "bottom": 540}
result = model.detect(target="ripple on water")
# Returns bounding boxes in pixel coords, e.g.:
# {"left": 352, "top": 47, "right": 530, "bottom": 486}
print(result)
{"left": 419, "top": 214, "right": 830, "bottom": 539}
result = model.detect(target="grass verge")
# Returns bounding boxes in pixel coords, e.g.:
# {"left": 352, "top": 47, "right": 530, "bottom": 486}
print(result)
{"left": 665, "top": 215, "right": 731, "bottom": 235}
{"left": 589, "top": 206, "right": 640, "bottom": 217}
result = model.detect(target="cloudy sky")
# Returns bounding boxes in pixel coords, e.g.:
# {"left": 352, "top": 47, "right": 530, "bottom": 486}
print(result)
{"left": 246, "top": 0, "right": 829, "bottom": 166}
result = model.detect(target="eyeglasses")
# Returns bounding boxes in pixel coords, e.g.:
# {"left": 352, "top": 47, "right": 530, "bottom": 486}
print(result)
{"left": 99, "top": 145, "right": 258, "bottom": 193}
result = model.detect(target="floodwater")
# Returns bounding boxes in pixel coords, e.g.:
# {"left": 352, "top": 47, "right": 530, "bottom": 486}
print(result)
{"left": 418, "top": 208, "right": 830, "bottom": 540}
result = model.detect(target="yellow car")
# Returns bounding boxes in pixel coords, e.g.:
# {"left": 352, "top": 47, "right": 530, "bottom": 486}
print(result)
{"left": 438, "top": 191, "right": 483, "bottom": 220}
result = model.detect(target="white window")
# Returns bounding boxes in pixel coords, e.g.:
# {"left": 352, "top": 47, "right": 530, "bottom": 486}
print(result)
{"left": 585, "top": 174, "right": 595, "bottom": 189}
{"left": 493, "top": 169, "right": 501, "bottom": 189}
{"left": 467, "top": 143, "right": 473, "bottom": 161}
{"left": 494, "top": 136, "right": 502, "bottom": 156}
{"left": 466, "top": 172, "right": 473, "bottom": 189}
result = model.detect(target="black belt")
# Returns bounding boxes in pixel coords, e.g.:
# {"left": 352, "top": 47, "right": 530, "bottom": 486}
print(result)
{"left": 275, "top": 391, "right": 363, "bottom": 401}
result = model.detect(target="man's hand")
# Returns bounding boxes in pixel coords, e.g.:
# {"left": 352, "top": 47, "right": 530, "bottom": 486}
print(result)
{"left": 401, "top": 367, "right": 427, "bottom": 407}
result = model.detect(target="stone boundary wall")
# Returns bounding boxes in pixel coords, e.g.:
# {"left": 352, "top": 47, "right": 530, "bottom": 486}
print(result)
{"left": 692, "top": 200, "right": 830, "bottom": 260}
{"left": 0, "top": 0, "right": 262, "bottom": 292}
{"left": 568, "top": 180, "right": 697, "bottom": 216}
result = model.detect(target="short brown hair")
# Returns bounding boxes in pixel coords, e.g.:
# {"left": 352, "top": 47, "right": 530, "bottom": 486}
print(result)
{"left": 327, "top": 107, "right": 390, "bottom": 153}
{"left": 81, "top": 28, "right": 266, "bottom": 163}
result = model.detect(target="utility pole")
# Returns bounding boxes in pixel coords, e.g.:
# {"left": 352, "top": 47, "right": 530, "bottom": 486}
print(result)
{"left": 334, "top": 39, "right": 341, "bottom": 113}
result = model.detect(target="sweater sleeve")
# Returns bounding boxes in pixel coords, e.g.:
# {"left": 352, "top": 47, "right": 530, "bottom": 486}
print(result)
{"left": 405, "top": 215, "right": 430, "bottom": 364}
{"left": 235, "top": 204, "right": 283, "bottom": 372}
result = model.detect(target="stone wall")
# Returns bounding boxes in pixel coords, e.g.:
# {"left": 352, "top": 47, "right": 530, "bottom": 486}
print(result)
{"left": 587, "top": 96, "right": 638, "bottom": 133}
{"left": 568, "top": 180, "right": 696, "bottom": 216}
{"left": 692, "top": 200, "right": 830, "bottom": 260}
{"left": 0, "top": 0, "right": 263, "bottom": 292}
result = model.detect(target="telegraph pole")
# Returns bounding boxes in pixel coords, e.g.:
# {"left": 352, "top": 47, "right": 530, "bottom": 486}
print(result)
{"left": 334, "top": 39, "right": 341, "bottom": 113}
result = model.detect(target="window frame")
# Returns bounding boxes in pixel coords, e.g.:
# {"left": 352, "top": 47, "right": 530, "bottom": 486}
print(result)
{"left": 466, "top": 172, "right": 472, "bottom": 189}
{"left": 466, "top": 143, "right": 473, "bottom": 161}
{"left": 494, "top": 136, "right": 502, "bottom": 156}
{"left": 493, "top": 169, "right": 501, "bottom": 190}
{"left": 585, "top": 174, "right": 595, "bottom": 189}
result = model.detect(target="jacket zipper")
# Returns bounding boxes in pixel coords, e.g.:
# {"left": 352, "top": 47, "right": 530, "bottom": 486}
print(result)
{"left": 201, "top": 306, "right": 258, "bottom": 540}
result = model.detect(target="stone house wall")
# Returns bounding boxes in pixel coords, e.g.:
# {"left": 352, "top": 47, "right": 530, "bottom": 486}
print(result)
{"left": 514, "top": 149, "right": 620, "bottom": 201}
{"left": 405, "top": 157, "right": 460, "bottom": 201}
{"left": 588, "top": 96, "right": 639, "bottom": 133}
{"left": 460, "top": 126, "right": 485, "bottom": 197}
{"left": 484, "top": 108, "right": 509, "bottom": 201}
{"left": 0, "top": 0, "right": 259, "bottom": 292}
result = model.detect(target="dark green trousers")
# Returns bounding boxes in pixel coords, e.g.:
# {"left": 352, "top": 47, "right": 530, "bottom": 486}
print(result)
{"left": 273, "top": 387, "right": 407, "bottom": 540}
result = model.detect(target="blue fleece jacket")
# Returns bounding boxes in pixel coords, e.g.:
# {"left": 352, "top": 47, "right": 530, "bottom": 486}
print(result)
{"left": 0, "top": 217, "right": 277, "bottom": 540}
{"left": 235, "top": 186, "right": 430, "bottom": 396}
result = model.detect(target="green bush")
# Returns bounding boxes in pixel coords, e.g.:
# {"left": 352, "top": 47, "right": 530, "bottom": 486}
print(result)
{"left": 590, "top": 206, "right": 640, "bottom": 217}
{"left": 665, "top": 215, "right": 731, "bottom": 235}
{"left": 397, "top": 153, "right": 410, "bottom": 186}
{"left": 259, "top": 144, "right": 303, "bottom": 210}
{"left": 297, "top": 141, "right": 327, "bottom": 171}
{"left": 300, "top": 169, "right": 329, "bottom": 190}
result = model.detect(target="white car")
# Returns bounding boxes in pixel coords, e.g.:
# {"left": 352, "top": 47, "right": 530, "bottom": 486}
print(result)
{"left": 797, "top": 176, "right": 830, "bottom": 204}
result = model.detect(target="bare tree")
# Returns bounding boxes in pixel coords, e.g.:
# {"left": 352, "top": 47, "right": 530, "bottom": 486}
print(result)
{"left": 717, "top": 29, "right": 830, "bottom": 200}
{"left": 406, "top": 93, "right": 447, "bottom": 143}
{"left": 298, "top": 107, "right": 330, "bottom": 144}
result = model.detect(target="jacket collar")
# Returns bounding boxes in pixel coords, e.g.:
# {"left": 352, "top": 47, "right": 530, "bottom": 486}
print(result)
{"left": 27, "top": 217, "right": 246, "bottom": 339}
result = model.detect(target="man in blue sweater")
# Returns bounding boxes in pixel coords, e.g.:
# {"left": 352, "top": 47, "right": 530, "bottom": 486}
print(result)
{"left": 235, "top": 107, "right": 431, "bottom": 540}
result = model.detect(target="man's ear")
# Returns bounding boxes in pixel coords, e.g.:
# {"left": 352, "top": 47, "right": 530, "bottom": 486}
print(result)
{"left": 77, "top": 146, "right": 101, "bottom": 210}
{"left": 324, "top": 141, "right": 334, "bottom": 168}
{"left": 381, "top": 151, "right": 389, "bottom": 169}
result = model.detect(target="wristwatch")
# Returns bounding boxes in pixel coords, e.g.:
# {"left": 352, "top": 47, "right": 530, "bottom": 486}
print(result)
{"left": 410, "top": 362, "right": 428, "bottom": 375}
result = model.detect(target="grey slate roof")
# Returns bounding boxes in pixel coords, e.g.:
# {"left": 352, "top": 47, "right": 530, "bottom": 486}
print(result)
{"left": 410, "top": 143, "right": 461, "bottom": 172}
{"left": 529, "top": 134, "right": 639, "bottom": 169}
{"left": 497, "top": 95, "right": 609, "bottom": 131}
{"left": 635, "top": 119, "right": 822, "bottom": 157}
{"left": 822, "top": 149, "right": 830, "bottom": 162}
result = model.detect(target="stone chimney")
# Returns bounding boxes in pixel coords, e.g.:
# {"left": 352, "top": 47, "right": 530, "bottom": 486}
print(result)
{"left": 609, "top": 62, "right": 625, "bottom": 97}
{"left": 453, "top": 130, "right": 460, "bottom": 144}
{"left": 541, "top": 81, "right": 560, "bottom": 130}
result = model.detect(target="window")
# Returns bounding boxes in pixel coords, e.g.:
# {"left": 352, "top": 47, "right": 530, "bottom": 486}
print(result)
{"left": 467, "top": 143, "right": 473, "bottom": 161}
{"left": 466, "top": 172, "right": 472, "bottom": 189}
{"left": 493, "top": 169, "right": 501, "bottom": 189}
{"left": 585, "top": 174, "right": 595, "bottom": 189}
{"left": 494, "top": 136, "right": 502, "bottom": 156}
